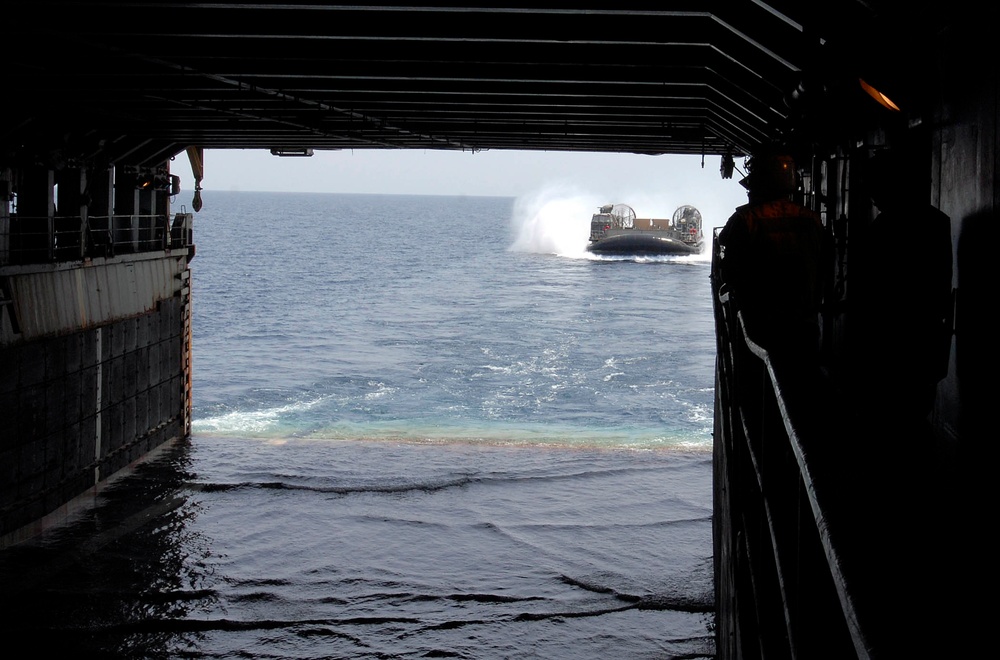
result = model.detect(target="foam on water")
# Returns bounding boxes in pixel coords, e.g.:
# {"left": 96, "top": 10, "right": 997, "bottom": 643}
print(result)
{"left": 194, "top": 407, "right": 712, "bottom": 451}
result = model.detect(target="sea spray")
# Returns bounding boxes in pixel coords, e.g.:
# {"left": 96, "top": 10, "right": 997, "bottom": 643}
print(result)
{"left": 508, "top": 184, "right": 601, "bottom": 256}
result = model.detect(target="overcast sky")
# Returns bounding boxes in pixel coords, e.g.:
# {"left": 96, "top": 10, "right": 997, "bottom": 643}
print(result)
{"left": 170, "top": 148, "right": 750, "bottom": 236}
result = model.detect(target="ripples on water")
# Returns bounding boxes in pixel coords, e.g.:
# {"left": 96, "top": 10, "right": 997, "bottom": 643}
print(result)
{"left": 1, "top": 191, "right": 719, "bottom": 658}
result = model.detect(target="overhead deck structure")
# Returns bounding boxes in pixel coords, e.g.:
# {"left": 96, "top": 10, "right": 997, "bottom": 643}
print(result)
{"left": 2, "top": 3, "right": 990, "bottom": 660}
{"left": 4, "top": 1, "right": 968, "bottom": 166}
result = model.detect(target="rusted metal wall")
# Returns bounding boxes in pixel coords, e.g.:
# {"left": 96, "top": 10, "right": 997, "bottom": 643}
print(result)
{"left": 2, "top": 254, "right": 187, "bottom": 345}
{"left": 931, "top": 60, "right": 996, "bottom": 448}
{"left": 0, "top": 253, "right": 192, "bottom": 547}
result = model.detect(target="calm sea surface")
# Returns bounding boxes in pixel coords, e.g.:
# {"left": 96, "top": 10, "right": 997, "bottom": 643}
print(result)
{"left": 2, "top": 191, "right": 719, "bottom": 658}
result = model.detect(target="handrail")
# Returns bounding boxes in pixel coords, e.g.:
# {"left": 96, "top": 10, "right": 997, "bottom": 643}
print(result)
{"left": 1, "top": 213, "right": 192, "bottom": 266}
{"left": 710, "top": 231, "right": 874, "bottom": 659}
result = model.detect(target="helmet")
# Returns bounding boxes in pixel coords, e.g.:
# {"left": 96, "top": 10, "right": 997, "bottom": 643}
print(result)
{"left": 740, "top": 148, "right": 796, "bottom": 194}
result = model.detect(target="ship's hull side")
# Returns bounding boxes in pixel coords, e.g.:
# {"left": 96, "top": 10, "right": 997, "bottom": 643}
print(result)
{"left": 0, "top": 252, "right": 193, "bottom": 547}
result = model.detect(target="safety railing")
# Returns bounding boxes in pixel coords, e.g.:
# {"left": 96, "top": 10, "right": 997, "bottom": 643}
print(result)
{"left": 1, "top": 213, "right": 192, "bottom": 266}
{"left": 710, "top": 229, "right": 871, "bottom": 660}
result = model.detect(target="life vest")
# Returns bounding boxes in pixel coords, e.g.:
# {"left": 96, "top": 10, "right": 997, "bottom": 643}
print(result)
{"left": 722, "top": 198, "right": 825, "bottom": 323}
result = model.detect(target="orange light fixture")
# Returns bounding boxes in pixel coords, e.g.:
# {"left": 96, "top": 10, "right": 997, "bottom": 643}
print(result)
{"left": 860, "top": 78, "right": 900, "bottom": 111}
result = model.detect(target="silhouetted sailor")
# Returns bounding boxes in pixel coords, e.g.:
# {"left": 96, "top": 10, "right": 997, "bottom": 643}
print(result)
{"left": 717, "top": 147, "right": 826, "bottom": 352}
{"left": 853, "top": 147, "right": 953, "bottom": 421}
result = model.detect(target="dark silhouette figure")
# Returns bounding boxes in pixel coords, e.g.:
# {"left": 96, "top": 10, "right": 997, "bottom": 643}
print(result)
{"left": 718, "top": 148, "right": 826, "bottom": 354}
{"left": 853, "top": 148, "right": 953, "bottom": 422}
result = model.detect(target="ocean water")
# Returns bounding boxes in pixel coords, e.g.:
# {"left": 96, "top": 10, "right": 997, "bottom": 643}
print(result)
{"left": 1, "top": 191, "right": 719, "bottom": 658}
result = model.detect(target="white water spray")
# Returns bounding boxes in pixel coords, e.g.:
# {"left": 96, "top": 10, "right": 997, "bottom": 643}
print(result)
{"left": 507, "top": 184, "right": 600, "bottom": 257}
